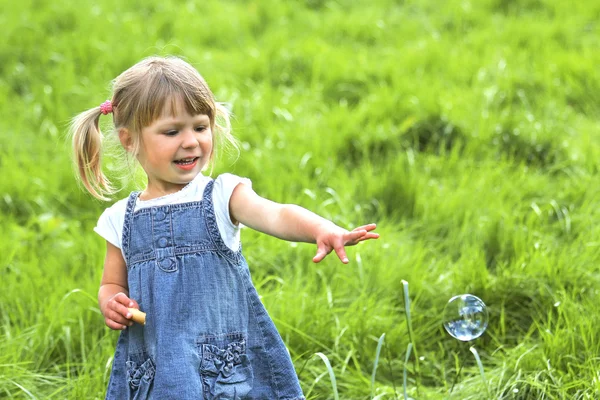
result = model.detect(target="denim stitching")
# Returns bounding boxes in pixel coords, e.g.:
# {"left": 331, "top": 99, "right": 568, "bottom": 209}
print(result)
{"left": 130, "top": 201, "right": 208, "bottom": 216}
{"left": 128, "top": 245, "right": 220, "bottom": 265}
{"left": 122, "top": 191, "right": 140, "bottom": 265}
{"left": 238, "top": 266, "right": 281, "bottom": 396}
{"left": 202, "top": 180, "right": 241, "bottom": 265}
{"left": 196, "top": 331, "right": 245, "bottom": 344}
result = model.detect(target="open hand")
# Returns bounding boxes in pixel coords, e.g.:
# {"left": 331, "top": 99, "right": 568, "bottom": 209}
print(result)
{"left": 313, "top": 223, "right": 379, "bottom": 264}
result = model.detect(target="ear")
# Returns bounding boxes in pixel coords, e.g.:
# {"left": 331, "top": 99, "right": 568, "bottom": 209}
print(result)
{"left": 118, "top": 128, "right": 134, "bottom": 153}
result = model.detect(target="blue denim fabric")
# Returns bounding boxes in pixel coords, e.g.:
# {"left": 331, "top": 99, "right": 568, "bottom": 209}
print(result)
{"left": 106, "top": 180, "right": 305, "bottom": 400}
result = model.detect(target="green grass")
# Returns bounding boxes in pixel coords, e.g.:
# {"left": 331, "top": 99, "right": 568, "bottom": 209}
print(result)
{"left": 1, "top": 0, "right": 599, "bottom": 398}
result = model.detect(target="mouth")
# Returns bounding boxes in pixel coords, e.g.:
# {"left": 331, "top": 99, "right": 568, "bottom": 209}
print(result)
{"left": 173, "top": 157, "right": 199, "bottom": 165}
{"left": 173, "top": 157, "right": 199, "bottom": 170}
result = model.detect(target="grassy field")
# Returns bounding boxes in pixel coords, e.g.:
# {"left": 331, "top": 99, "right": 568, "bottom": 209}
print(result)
{"left": 1, "top": 0, "right": 599, "bottom": 398}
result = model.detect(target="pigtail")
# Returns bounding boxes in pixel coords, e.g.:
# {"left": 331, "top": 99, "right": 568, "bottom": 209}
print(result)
{"left": 69, "top": 107, "right": 114, "bottom": 201}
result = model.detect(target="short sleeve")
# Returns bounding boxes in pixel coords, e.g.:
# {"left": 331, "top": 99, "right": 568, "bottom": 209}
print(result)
{"left": 93, "top": 198, "right": 127, "bottom": 249}
{"left": 212, "top": 173, "right": 252, "bottom": 251}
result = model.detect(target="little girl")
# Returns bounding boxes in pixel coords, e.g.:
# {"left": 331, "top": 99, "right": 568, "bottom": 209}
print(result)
{"left": 71, "top": 56, "right": 378, "bottom": 400}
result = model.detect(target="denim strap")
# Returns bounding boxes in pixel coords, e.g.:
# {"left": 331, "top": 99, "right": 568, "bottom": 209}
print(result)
{"left": 121, "top": 191, "right": 141, "bottom": 265}
{"left": 202, "top": 179, "right": 242, "bottom": 264}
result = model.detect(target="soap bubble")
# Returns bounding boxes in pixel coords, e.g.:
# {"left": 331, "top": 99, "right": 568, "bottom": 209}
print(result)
{"left": 443, "top": 294, "right": 488, "bottom": 341}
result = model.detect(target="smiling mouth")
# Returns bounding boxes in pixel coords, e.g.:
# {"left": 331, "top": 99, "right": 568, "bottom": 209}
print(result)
{"left": 173, "top": 157, "right": 199, "bottom": 165}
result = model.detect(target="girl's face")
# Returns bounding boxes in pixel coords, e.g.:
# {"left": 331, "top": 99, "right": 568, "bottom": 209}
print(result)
{"left": 135, "top": 99, "right": 213, "bottom": 199}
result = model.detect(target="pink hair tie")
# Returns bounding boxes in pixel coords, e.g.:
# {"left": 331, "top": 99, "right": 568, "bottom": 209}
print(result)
{"left": 100, "top": 100, "right": 113, "bottom": 115}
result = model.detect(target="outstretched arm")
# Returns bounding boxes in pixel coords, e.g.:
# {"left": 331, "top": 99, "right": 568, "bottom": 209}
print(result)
{"left": 229, "top": 183, "right": 379, "bottom": 263}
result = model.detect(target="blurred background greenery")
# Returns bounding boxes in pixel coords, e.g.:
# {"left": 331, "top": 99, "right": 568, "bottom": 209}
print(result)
{"left": 1, "top": 0, "right": 599, "bottom": 398}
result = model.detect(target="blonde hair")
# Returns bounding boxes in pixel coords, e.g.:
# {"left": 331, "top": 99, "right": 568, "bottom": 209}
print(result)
{"left": 70, "top": 56, "right": 236, "bottom": 200}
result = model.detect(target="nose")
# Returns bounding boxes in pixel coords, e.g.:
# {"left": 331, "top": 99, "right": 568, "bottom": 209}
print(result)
{"left": 181, "top": 128, "right": 199, "bottom": 149}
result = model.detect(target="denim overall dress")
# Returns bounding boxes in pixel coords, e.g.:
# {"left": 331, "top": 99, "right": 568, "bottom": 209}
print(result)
{"left": 105, "top": 180, "right": 305, "bottom": 399}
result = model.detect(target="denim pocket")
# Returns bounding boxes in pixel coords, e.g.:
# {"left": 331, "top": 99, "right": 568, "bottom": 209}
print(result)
{"left": 197, "top": 332, "right": 253, "bottom": 399}
{"left": 126, "top": 354, "right": 155, "bottom": 400}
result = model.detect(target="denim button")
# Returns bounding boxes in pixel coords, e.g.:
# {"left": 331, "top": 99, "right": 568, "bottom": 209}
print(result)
{"left": 155, "top": 211, "right": 166, "bottom": 221}
{"left": 160, "top": 259, "right": 172, "bottom": 269}
{"left": 158, "top": 238, "right": 168, "bottom": 247}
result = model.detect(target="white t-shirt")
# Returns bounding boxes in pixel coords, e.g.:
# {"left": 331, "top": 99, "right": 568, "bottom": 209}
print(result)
{"left": 94, "top": 173, "right": 251, "bottom": 254}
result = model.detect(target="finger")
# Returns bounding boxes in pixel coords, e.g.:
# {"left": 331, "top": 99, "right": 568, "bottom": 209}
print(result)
{"left": 313, "top": 241, "right": 334, "bottom": 263}
{"left": 112, "top": 294, "right": 139, "bottom": 315}
{"left": 352, "top": 224, "right": 377, "bottom": 232}
{"left": 105, "top": 311, "right": 130, "bottom": 329}
{"left": 108, "top": 300, "right": 134, "bottom": 324}
{"left": 313, "top": 247, "right": 328, "bottom": 263}
{"left": 343, "top": 230, "right": 367, "bottom": 245}
{"left": 114, "top": 293, "right": 134, "bottom": 307}
{"left": 105, "top": 317, "right": 129, "bottom": 331}
{"left": 114, "top": 302, "right": 133, "bottom": 318}
{"left": 350, "top": 227, "right": 380, "bottom": 242}
{"left": 107, "top": 307, "right": 133, "bottom": 326}
{"left": 334, "top": 246, "right": 349, "bottom": 264}
{"left": 357, "top": 232, "right": 380, "bottom": 241}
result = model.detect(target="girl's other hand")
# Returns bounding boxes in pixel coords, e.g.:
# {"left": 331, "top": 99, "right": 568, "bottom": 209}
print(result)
{"left": 101, "top": 292, "right": 140, "bottom": 330}
{"left": 313, "top": 223, "right": 379, "bottom": 264}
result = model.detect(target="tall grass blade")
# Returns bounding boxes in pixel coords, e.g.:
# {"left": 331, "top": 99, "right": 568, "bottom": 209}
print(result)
{"left": 470, "top": 346, "right": 490, "bottom": 397}
{"left": 401, "top": 280, "right": 420, "bottom": 393}
{"left": 403, "top": 342, "right": 412, "bottom": 400}
{"left": 401, "top": 281, "right": 413, "bottom": 344}
{"left": 7, "top": 379, "right": 37, "bottom": 400}
{"left": 314, "top": 352, "right": 339, "bottom": 400}
{"left": 371, "top": 333, "right": 386, "bottom": 398}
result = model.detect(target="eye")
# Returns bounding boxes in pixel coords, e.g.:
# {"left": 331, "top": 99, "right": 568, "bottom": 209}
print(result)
{"left": 164, "top": 130, "right": 178, "bottom": 136}
{"left": 195, "top": 126, "right": 207, "bottom": 132}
